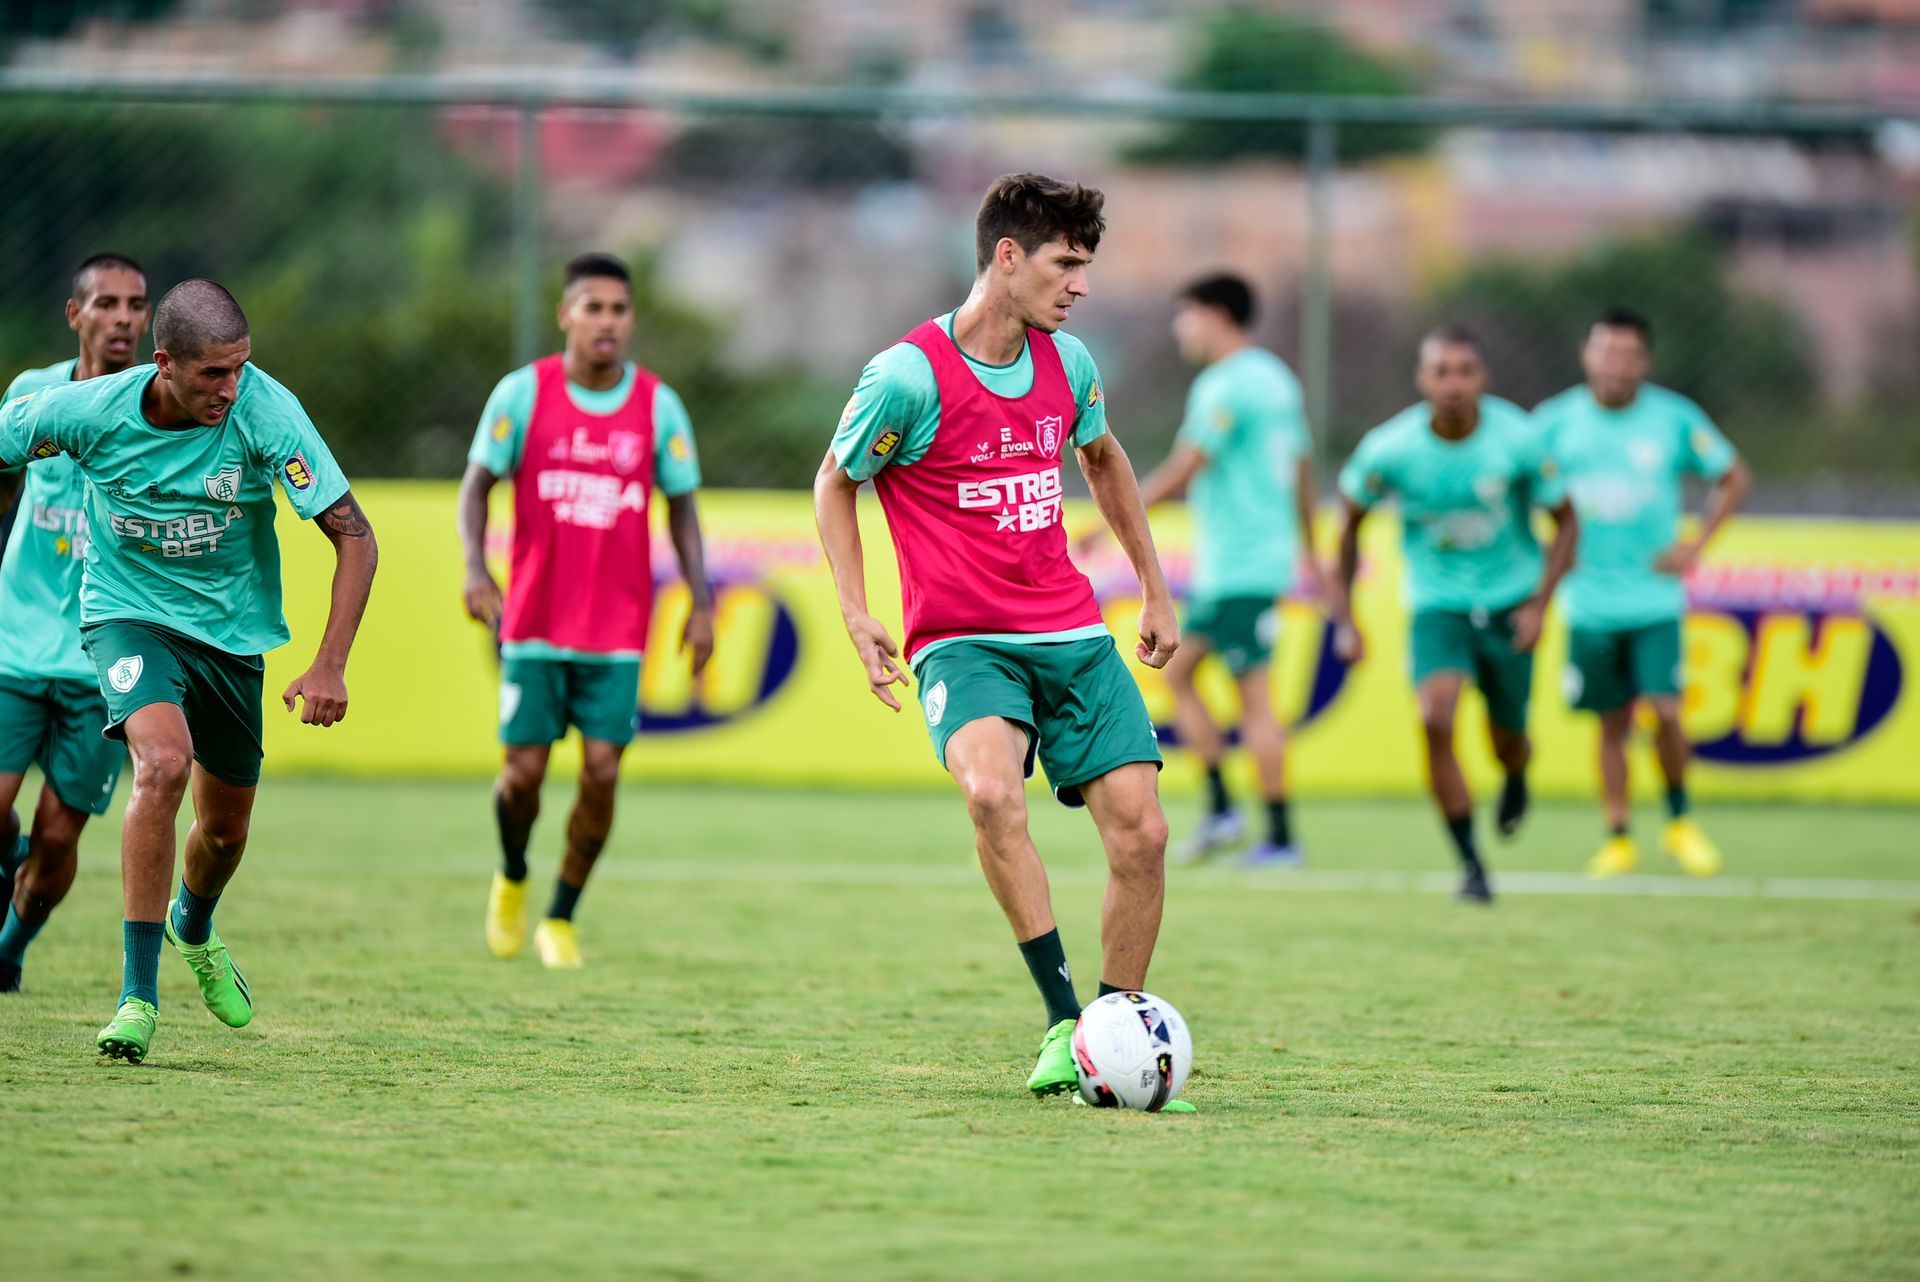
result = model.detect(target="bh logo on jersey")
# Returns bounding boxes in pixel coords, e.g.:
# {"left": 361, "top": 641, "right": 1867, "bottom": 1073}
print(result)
{"left": 957, "top": 468, "right": 1064, "bottom": 534}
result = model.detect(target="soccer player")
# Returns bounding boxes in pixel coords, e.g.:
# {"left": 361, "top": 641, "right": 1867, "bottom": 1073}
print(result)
{"left": 1330, "top": 327, "right": 1576, "bottom": 903}
{"left": 0, "top": 253, "right": 149, "bottom": 992}
{"left": 1129, "top": 273, "right": 1318, "bottom": 867}
{"left": 0, "top": 279, "right": 377, "bottom": 1062}
{"left": 459, "top": 253, "right": 712, "bottom": 970}
{"left": 814, "top": 173, "right": 1188, "bottom": 1104}
{"left": 1535, "top": 308, "right": 1748, "bottom": 877}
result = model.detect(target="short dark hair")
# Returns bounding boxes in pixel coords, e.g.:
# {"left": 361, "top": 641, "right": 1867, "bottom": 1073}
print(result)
{"left": 1420, "top": 323, "right": 1482, "bottom": 356}
{"left": 974, "top": 173, "right": 1105, "bottom": 273}
{"left": 153, "top": 279, "right": 248, "bottom": 359}
{"left": 564, "top": 252, "right": 631, "bottom": 291}
{"left": 1593, "top": 306, "right": 1653, "bottom": 349}
{"left": 71, "top": 253, "right": 145, "bottom": 302}
{"left": 1179, "top": 273, "right": 1256, "bottom": 328}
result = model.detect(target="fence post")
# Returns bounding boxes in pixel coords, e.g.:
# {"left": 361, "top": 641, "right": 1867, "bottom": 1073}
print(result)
{"left": 512, "top": 99, "right": 543, "bottom": 366}
{"left": 1302, "top": 111, "right": 1336, "bottom": 489}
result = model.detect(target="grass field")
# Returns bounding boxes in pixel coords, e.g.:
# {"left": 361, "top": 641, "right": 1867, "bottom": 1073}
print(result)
{"left": 3, "top": 778, "right": 1917, "bottom": 1281}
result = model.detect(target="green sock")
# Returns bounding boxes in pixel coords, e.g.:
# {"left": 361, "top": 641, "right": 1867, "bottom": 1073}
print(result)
{"left": 120, "top": 920, "right": 163, "bottom": 1007}
{"left": 0, "top": 901, "right": 43, "bottom": 967}
{"left": 1017, "top": 928, "right": 1081, "bottom": 1027}
{"left": 547, "top": 878, "right": 583, "bottom": 922}
{"left": 1666, "top": 784, "right": 1690, "bottom": 820}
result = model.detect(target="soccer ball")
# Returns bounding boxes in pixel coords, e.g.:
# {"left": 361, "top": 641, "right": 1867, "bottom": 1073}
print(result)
{"left": 1072, "top": 990, "right": 1192, "bottom": 1111}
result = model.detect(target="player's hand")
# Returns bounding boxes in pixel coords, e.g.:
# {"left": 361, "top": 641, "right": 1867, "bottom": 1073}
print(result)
{"left": 1510, "top": 600, "right": 1546, "bottom": 654}
{"left": 1655, "top": 540, "right": 1702, "bottom": 578}
{"left": 682, "top": 602, "right": 715, "bottom": 676}
{"left": 846, "top": 613, "right": 908, "bottom": 711}
{"left": 462, "top": 567, "right": 504, "bottom": 627}
{"left": 1332, "top": 619, "right": 1365, "bottom": 665}
{"left": 283, "top": 662, "right": 349, "bottom": 727}
{"left": 1137, "top": 596, "right": 1179, "bottom": 669}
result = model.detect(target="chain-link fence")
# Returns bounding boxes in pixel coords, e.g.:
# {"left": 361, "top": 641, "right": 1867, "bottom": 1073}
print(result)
{"left": 1, "top": 77, "right": 1915, "bottom": 513}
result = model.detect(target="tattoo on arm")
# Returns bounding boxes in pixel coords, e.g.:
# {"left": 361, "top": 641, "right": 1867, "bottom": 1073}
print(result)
{"left": 318, "top": 491, "right": 373, "bottom": 538}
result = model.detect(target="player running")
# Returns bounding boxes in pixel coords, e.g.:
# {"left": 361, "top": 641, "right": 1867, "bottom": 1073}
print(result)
{"left": 0, "top": 279, "right": 378, "bottom": 1062}
{"left": 1535, "top": 308, "right": 1748, "bottom": 878}
{"left": 460, "top": 253, "right": 712, "bottom": 970}
{"left": 815, "top": 173, "right": 1189, "bottom": 1105}
{"left": 1330, "top": 327, "right": 1577, "bottom": 903}
{"left": 1128, "top": 273, "right": 1318, "bottom": 867}
{"left": 0, "top": 254, "right": 149, "bottom": 993}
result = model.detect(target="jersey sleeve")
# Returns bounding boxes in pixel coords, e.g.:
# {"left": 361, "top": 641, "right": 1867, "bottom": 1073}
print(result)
{"left": 1675, "top": 398, "right": 1737, "bottom": 480}
{"left": 1337, "top": 429, "right": 1393, "bottom": 509}
{"left": 1524, "top": 427, "right": 1567, "bottom": 509}
{"left": 1174, "top": 368, "right": 1233, "bottom": 457}
{"left": 1052, "top": 332, "right": 1108, "bottom": 448}
{"left": 832, "top": 344, "right": 937, "bottom": 483}
{"left": 468, "top": 367, "right": 535, "bottom": 479}
{"left": 652, "top": 382, "right": 701, "bottom": 497}
{"left": 246, "top": 372, "right": 350, "bottom": 519}
{"left": 0, "top": 380, "right": 76, "bottom": 470}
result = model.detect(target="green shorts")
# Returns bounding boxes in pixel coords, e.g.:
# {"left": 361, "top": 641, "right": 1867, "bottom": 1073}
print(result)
{"left": 499, "top": 654, "right": 641, "bottom": 747}
{"left": 1409, "top": 606, "right": 1534, "bottom": 732}
{"left": 81, "top": 620, "right": 265, "bottom": 788}
{"left": 1186, "top": 595, "right": 1281, "bottom": 677}
{"left": 0, "top": 672, "right": 125, "bottom": 815}
{"left": 912, "top": 635, "right": 1162, "bottom": 808}
{"left": 1565, "top": 620, "right": 1683, "bottom": 714}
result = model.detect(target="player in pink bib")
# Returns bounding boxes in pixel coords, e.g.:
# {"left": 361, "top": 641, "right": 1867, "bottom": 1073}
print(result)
{"left": 459, "top": 253, "right": 713, "bottom": 969}
{"left": 815, "top": 174, "right": 1186, "bottom": 1103}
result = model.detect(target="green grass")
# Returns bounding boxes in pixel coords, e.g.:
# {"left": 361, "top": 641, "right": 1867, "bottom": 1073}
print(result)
{"left": 3, "top": 780, "right": 1917, "bottom": 1281}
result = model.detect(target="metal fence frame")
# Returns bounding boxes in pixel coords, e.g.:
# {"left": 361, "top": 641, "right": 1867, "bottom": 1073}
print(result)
{"left": 3, "top": 69, "right": 1912, "bottom": 481}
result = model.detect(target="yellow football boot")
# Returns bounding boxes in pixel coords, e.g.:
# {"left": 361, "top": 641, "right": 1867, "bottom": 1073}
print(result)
{"left": 1586, "top": 835, "right": 1639, "bottom": 879}
{"left": 1662, "top": 819, "right": 1724, "bottom": 878}
{"left": 534, "top": 918, "right": 583, "bottom": 969}
{"left": 486, "top": 873, "right": 527, "bottom": 958}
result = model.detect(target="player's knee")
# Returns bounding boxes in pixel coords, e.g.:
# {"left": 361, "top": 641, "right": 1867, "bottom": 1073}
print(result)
{"left": 1650, "top": 699, "right": 1684, "bottom": 735}
{"left": 17, "top": 846, "right": 77, "bottom": 909}
{"left": 497, "top": 765, "right": 542, "bottom": 810}
{"left": 959, "top": 772, "right": 1026, "bottom": 832}
{"left": 199, "top": 813, "right": 251, "bottom": 860}
{"left": 131, "top": 747, "right": 192, "bottom": 799}
{"left": 1420, "top": 714, "right": 1456, "bottom": 747}
{"left": 579, "top": 754, "right": 621, "bottom": 798}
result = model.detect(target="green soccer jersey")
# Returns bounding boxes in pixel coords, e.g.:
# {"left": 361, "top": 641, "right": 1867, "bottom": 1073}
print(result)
{"left": 0, "top": 362, "right": 349, "bottom": 657}
{"left": 1535, "top": 383, "right": 1736, "bottom": 631}
{"left": 1177, "top": 346, "right": 1310, "bottom": 601}
{"left": 0, "top": 360, "right": 88, "bottom": 681}
{"left": 1339, "top": 396, "right": 1563, "bottom": 614}
{"left": 831, "top": 310, "right": 1112, "bottom": 663}
{"left": 467, "top": 360, "right": 702, "bottom": 496}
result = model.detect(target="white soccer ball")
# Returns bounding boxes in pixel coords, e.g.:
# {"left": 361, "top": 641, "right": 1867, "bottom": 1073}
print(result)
{"left": 1072, "top": 990, "right": 1192, "bottom": 1111}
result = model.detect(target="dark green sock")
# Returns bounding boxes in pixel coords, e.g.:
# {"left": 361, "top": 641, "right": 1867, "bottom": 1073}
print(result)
{"left": 1017, "top": 928, "right": 1081, "bottom": 1027}
{"left": 496, "top": 794, "right": 529, "bottom": 882}
{"left": 1267, "top": 799, "right": 1292, "bottom": 847}
{"left": 120, "top": 920, "right": 163, "bottom": 1007}
{"left": 547, "top": 878, "right": 583, "bottom": 922}
{"left": 1666, "top": 784, "right": 1690, "bottom": 819}
{"left": 171, "top": 879, "right": 219, "bottom": 946}
{"left": 1445, "top": 814, "right": 1480, "bottom": 871}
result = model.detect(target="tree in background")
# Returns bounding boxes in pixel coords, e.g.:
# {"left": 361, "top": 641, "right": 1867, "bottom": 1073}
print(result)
{"left": 1127, "top": 10, "right": 1434, "bottom": 165}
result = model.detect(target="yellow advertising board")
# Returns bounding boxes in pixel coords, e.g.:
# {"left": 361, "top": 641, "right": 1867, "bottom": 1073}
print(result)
{"left": 265, "top": 483, "right": 1920, "bottom": 802}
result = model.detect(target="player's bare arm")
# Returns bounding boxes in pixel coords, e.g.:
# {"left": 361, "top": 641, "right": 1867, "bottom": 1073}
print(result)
{"left": 1656, "top": 457, "right": 1750, "bottom": 577}
{"left": 666, "top": 491, "right": 715, "bottom": 676}
{"left": 1076, "top": 431, "right": 1178, "bottom": 669}
{"left": 456, "top": 461, "right": 504, "bottom": 627}
{"left": 1293, "top": 455, "right": 1324, "bottom": 608}
{"left": 812, "top": 448, "right": 907, "bottom": 710}
{"left": 1330, "top": 496, "right": 1367, "bottom": 663}
{"left": 283, "top": 489, "right": 379, "bottom": 728}
{"left": 1511, "top": 498, "right": 1578, "bottom": 654}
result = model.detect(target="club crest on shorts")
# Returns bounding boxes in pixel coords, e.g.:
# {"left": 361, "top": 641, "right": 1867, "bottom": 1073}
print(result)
{"left": 924, "top": 680, "right": 948, "bottom": 727}
{"left": 204, "top": 466, "right": 242, "bottom": 502}
{"left": 108, "top": 655, "right": 144, "bottom": 694}
{"left": 1035, "top": 415, "right": 1062, "bottom": 456}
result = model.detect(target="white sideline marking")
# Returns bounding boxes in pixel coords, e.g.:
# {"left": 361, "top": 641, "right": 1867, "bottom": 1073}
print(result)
{"left": 298, "top": 860, "right": 1920, "bottom": 902}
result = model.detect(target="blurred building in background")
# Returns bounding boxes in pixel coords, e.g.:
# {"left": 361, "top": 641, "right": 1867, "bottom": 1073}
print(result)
{"left": 0, "top": 1, "right": 1916, "bottom": 511}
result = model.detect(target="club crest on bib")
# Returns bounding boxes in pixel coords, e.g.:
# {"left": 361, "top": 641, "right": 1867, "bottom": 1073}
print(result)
{"left": 610, "top": 431, "right": 645, "bottom": 475}
{"left": 204, "top": 467, "right": 242, "bottom": 503}
{"left": 108, "top": 655, "right": 143, "bottom": 694}
{"left": 1036, "top": 415, "right": 1062, "bottom": 456}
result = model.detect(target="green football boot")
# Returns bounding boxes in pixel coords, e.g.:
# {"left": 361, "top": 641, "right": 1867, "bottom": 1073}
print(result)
{"left": 97, "top": 997, "right": 158, "bottom": 1063}
{"left": 1026, "top": 1018, "right": 1078, "bottom": 1097}
{"left": 165, "top": 903, "right": 253, "bottom": 1028}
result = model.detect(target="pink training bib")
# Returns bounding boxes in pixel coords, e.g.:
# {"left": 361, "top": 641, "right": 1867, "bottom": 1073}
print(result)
{"left": 500, "top": 354, "right": 659, "bottom": 655}
{"left": 874, "top": 319, "right": 1104, "bottom": 662}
